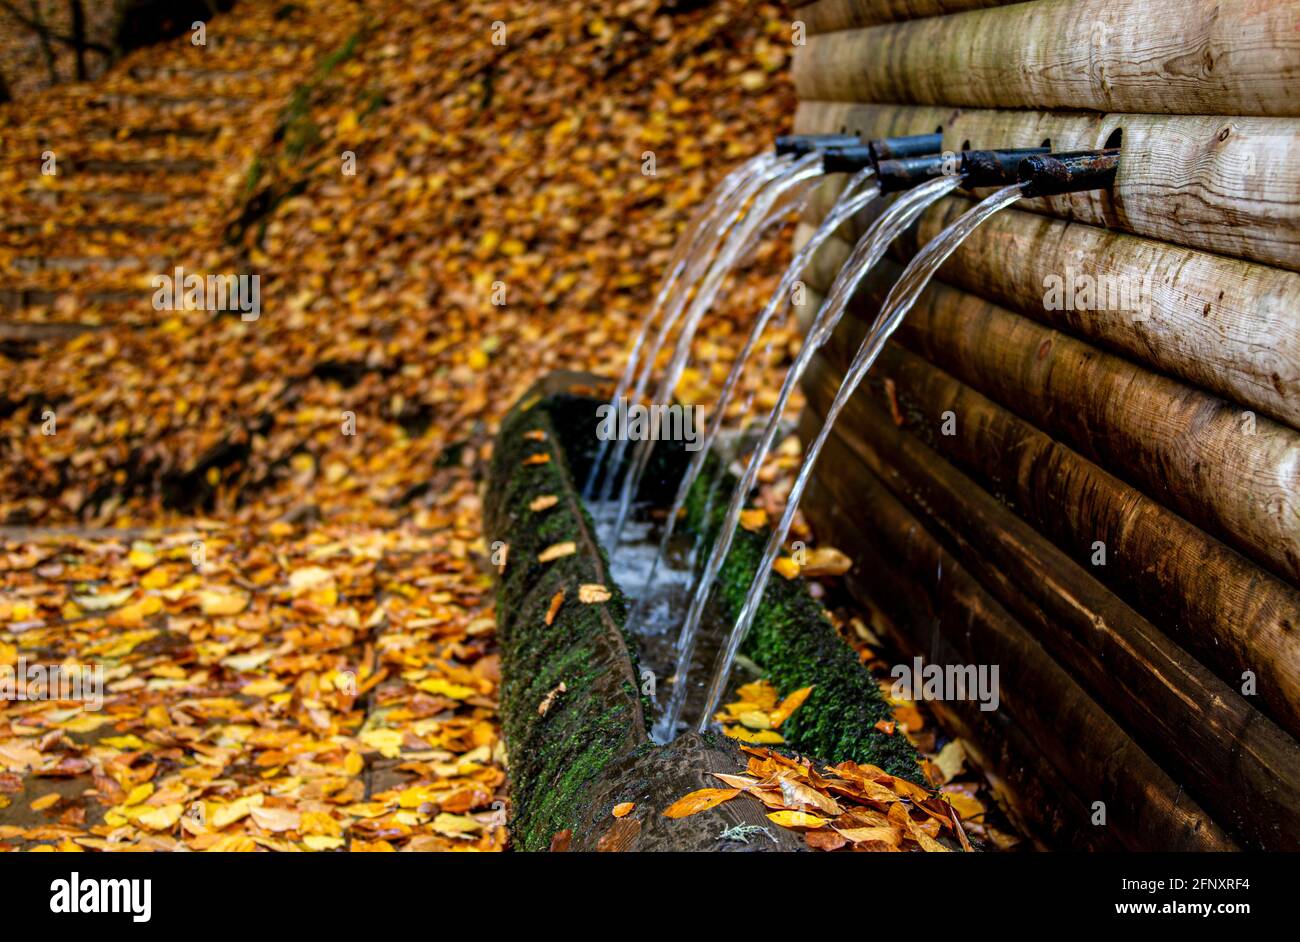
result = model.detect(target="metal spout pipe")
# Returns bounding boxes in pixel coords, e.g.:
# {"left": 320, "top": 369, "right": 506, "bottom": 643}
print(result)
{"left": 1017, "top": 149, "right": 1120, "bottom": 197}
{"left": 820, "top": 132, "right": 946, "bottom": 174}
{"left": 873, "top": 147, "right": 1052, "bottom": 193}
{"left": 774, "top": 133, "right": 860, "bottom": 157}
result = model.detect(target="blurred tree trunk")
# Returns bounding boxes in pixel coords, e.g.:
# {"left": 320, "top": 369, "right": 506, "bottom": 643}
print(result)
{"left": 69, "top": 0, "right": 87, "bottom": 79}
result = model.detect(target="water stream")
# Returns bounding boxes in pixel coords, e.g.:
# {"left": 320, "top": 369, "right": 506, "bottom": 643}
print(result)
{"left": 606, "top": 151, "right": 825, "bottom": 541}
{"left": 654, "top": 173, "right": 965, "bottom": 742}
{"left": 583, "top": 152, "right": 778, "bottom": 499}
{"left": 591, "top": 154, "right": 795, "bottom": 505}
{"left": 632, "top": 170, "right": 882, "bottom": 618}
{"left": 695, "top": 183, "right": 1027, "bottom": 729}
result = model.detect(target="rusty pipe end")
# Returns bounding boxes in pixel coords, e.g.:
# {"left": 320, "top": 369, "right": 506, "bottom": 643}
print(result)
{"left": 959, "top": 147, "right": 1051, "bottom": 189}
{"left": 1018, "top": 149, "right": 1120, "bottom": 198}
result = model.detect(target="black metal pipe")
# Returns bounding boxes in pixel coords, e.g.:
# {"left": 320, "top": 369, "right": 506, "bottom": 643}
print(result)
{"left": 820, "top": 144, "right": 875, "bottom": 174}
{"left": 959, "top": 147, "right": 1050, "bottom": 188}
{"left": 1017, "top": 149, "right": 1120, "bottom": 197}
{"left": 875, "top": 153, "right": 949, "bottom": 193}
{"left": 774, "top": 133, "right": 860, "bottom": 157}
{"left": 875, "top": 147, "right": 1055, "bottom": 193}
{"left": 869, "top": 132, "right": 943, "bottom": 162}
{"left": 821, "top": 133, "right": 946, "bottom": 174}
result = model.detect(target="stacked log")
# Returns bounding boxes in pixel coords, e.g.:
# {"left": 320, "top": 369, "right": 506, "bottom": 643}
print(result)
{"left": 790, "top": 0, "right": 1300, "bottom": 850}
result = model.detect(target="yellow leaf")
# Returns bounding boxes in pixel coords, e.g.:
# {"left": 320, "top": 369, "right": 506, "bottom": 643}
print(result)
{"left": 578, "top": 584, "right": 611, "bottom": 604}
{"left": 303, "top": 835, "right": 344, "bottom": 850}
{"left": 662, "top": 788, "right": 740, "bottom": 819}
{"left": 801, "top": 547, "right": 852, "bottom": 577}
{"left": 137, "top": 804, "right": 184, "bottom": 831}
{"left": 30, "top": 793, "right": 61, "bottom": 811}
{"left": 128, "top": 547, "right": 158, "bottom": 570}
{"left": 767, "top": 810, "right": 827, "bottom": 829}
{"left": 612, "top": 802, "right": 635, "bottom": 818}
{"left": 537, "top": 542, "right": 576, "bottom": 563}
{"left": 770, "top": 686, "right": 814, "bottom": 727}
{"left": 529, "top": 495, "right": 558, "bottom": 512}
{"left": 739, "top": 509, "right": 768, "bottom": 532}
{"left": 772, "top": 557, "right": 800, "bottom": 580}
{"left": 199, "top": 590, "right": 249, "bottom": 616}
{"left": 417, "top": 677, "right": 477, "bottom": 700}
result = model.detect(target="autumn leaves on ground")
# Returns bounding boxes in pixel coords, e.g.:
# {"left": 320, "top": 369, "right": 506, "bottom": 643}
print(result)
{"left": 0, "top": 0, "right": 802, "bottom": 851}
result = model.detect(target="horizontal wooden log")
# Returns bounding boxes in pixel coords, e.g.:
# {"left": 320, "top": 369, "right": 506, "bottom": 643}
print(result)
{"left": 892, "top": 197, "right": 1300, "bottom": 429}
{"left": 796, "top": 0, "right": 1017, "bottom": 34}
{"left": 792, "top": 0, "right": 1300, "bottom": 116}
{"left": 803, "top": 351, "right": 1300, "bottom": 850}
{"left": 795, "top": 102, "right": 1300, "bottom": 271}
{"left": 801, "top": 447, "right": 1117, "bottom": 851}
{"left": 798, "top": 401, "right": 1236, "bottom": 850}
{"left": 816, "top": 314, "right": 1300, "bottom": 744}
{"left": 800, "top": 241, "right": 1300, "bottom": 585}
{"left": 801, "top": 195, "right": 1300, "bottom": 427}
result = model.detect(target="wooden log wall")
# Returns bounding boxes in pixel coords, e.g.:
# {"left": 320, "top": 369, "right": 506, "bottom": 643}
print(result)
{"left": 788, "top": 0, "right": 1300, "bottom": 850}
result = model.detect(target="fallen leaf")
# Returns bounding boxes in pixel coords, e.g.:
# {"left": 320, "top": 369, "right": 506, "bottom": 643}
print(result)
{"left": 537, "top": 542, "right": 576, "bottom": 563}
{"left": 578, "top": 584, "right": 611, "bottom": 603}
{"left": 612, "top": 802, "right": 635, "bottom": 818}
{"left": 545, "top": 590, "right": 565, "bottom": 625}
{"left": 662, "top": 788, "right": 741, "bottom": 819}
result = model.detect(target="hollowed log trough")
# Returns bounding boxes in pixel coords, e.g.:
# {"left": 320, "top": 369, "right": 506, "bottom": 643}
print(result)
{"left": 485, "top": 372, "right": 924, "bottom": 852}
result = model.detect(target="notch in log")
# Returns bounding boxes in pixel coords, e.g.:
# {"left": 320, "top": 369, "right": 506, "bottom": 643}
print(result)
{"left": 1018, "top": 149, "right": 1120, "bottom": 197}
{"left": 774, "top": 132, "right": 860, "bottom": 156}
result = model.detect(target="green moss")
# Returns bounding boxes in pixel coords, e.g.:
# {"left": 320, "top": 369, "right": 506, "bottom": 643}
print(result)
{"left": 486, "top": 386, "right": 648, "bottom": 851}
{"left": 488, "top": 377, "right": 923, "bottom": 851}
{"left": 679, "top": 457, "right": 923, "bottom": 781}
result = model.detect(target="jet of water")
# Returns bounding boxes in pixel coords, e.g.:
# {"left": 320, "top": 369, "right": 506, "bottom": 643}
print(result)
{"left": 584, "top": 152, "right": 778, "bottom": 499}
{"left": 607, "top": 151, "right": 825, "bottom": 542}
{"left": 696, "top": 182, "right": 1026, "bottom": 731}
{"left": 632, "top": 170, "right": 882, "bottom": 622}
{"left": 654, "top": 173, "right": 964, "bottom": 742}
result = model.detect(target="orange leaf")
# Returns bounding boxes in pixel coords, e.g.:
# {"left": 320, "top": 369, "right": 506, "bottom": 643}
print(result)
{"left": 662, "top": 788, "right": 740, "bottom": 819}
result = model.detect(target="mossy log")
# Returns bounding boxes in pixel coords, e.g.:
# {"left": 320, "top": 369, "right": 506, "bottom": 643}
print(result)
{"left": 799, "top": 247, "right": 1300, "bottom": 586}
{"left": 484, "top": 373, "right": 922, "bottom": 849}
{"left": 792, "top": 0, "right": 1300, "bottom": 116}
{"left": 795, "top": 103, "right": 1300, "bottom": 272}
{"left": 795, "top": 0, "right": 1017, "bottom": 34}
{"left": 802, "top": 346, "right": 1300, "bottom": 850}
{"left": 796, "top": 405, "right": 1236, "bottom": 851}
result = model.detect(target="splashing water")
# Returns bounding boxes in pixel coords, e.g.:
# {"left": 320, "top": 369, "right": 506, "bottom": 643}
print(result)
{"left": 696, "top": 183, "right": 1026, "bottom": 731}
{"left": 591, "top": 155, "right": 793, "bottom": 505}
{"left": 583, "top": 153, "right": 778, "bottom": 499}
{"left": 607, "top": 151, "right": 825, "bottom": 543}
{"left": 632, "top": 170, "right": 882, "bottom": 624}
{"left": 654, "top": 173, "right": 964, "bottom": 742}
